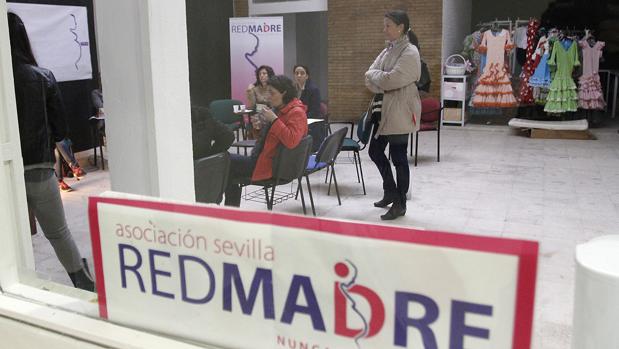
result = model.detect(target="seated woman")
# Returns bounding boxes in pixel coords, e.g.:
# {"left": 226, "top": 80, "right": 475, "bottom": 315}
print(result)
{"left": 246, "top": 65, "right": 275, "bottom": 138}
{"left": 294, "top": 64, "right": 325, "bottom": 151}
{"left": 293, "top": 65, "right": 322, "bottom": 118}
{"left": 224, "top": 75, "right": 308, "bottom": 207}
{"left": 246, "top": 65, "right": 275, "bottom": 110}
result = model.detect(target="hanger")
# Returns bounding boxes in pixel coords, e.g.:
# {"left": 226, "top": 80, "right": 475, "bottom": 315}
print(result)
{"left": 491, "top": 21, "right": 500, "bottom": 33}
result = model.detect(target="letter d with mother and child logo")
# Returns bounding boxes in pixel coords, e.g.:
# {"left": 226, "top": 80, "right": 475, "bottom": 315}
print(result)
{"left": 89, "top": 195, "right": 538, "bottom": 349}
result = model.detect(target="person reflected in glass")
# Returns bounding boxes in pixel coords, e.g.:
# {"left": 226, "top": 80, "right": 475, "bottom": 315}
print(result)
{"left": 54, "top": 138, "right": 87, "bottom": 192}
{"left": 8, "top": 12, "right": 94, "bottom": 291}
{"left": 365, "top": 10, "right": 421, "bottom": 220}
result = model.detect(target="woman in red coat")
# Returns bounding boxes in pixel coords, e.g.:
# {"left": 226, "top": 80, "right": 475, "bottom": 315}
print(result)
{"left": 224, "top": 75, "right": 308, "bottom": 206}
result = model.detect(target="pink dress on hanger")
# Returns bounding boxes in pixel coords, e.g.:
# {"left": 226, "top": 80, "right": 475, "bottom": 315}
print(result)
{"left": 472, "top": 29, "right": 517, "bottom": 108}
{"left": 578, "top": 40, "right": 606, "bottom": 110}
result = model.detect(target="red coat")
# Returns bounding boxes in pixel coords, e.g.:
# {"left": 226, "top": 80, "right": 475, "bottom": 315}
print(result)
{"left": 251, "top": 98, "right": 308, "bottom": 181}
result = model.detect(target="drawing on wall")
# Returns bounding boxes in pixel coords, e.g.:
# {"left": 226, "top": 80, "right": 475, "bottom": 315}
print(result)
{"left": 244, "top": 32, "right": 260, "bottom": 70}
{"left": 7, "top": 3, "right": 93, "bottom": 82}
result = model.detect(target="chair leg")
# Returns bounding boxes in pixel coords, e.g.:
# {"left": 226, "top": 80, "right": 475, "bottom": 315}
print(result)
{"left": 264, "top": 187, "right": 272, "bottom": 210}
{"left": 269, "top": 184, "right": 277, "bottom": 210}
{"left": 414, "top": 131, "right": 419, "bottom": 167}
{"left": 353, "top": 151, "right": 361, "bottom": 183}
{"left": 327, "top": 168, "right": 333, "bottom": 195}
{"left": 409, "top": 133, "right": 414, "bottom": 156}
{"left": 331, "top": 164, "right": 341, "bottom": 205}
{"left": 437, "top": 128, "right": 440, "bottom": 162}
{"left": 295, "top": 181, "right": 300, "bottom": 200}
{"left": 262, "top": 187, "right": 271, "bottom": 211}
{"left": 92, "top": 126, "right": 98, "bottom": 168}
{"left": 305, "top": 175, "right": 316, "bottom": 216}
{"left": 356, "top": 151, "right": 366, "bottom": 195}
{"left": 324, "top": 166, "right": 329, "bottom": 184}
{"left": 298, "top": 177, "right": 307, "bottom": 215}
{"left": 100, "top": 141, "right": 105, "bottom": 170}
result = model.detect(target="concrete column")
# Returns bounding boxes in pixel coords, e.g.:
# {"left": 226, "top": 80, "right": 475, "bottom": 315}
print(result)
{"left": 442, "top": 0, "right": 472, "bottom": 63}
{"left": 94, "top": 0, "right": 194, "bottom": 201}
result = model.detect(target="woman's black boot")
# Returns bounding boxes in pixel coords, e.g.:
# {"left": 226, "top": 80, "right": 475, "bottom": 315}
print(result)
{"left": 374, "top": 192, "right": 396, "bottom": 208}
{"left": 68, "top": 258, "right": 95, "bottom": 292}
{"left": 380, "top": 195, "right": 406, "bottom": 220}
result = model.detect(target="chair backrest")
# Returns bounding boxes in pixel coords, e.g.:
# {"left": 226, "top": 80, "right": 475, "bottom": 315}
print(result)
{"left": 194, "top": 152, "right": 230, "bottom": 204}
{"left": 356, "top": 111, "right": 373, "bottom": 145}
{"left": 272, "top": 136, "right": 313, "bottom": 183}
{"left": 420, "top": 98, "right": 442, "bottom": 123}
{"left": 314, "top": 127, "right": 347, "bottom": 166}
{"left": 209, "top": 99, "right": 243, "bottom": 124}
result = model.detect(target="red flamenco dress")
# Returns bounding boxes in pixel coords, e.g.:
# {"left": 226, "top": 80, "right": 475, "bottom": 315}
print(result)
{"left": 518, "top": 19, "right": 541, "bottom": 104}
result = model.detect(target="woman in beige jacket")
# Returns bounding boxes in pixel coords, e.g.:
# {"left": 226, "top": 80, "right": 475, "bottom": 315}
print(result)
{"left": 365, "top": 10, "right": 421, "bottom": 220}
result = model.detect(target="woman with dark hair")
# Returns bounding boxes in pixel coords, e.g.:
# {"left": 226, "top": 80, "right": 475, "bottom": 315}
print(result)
{"left": 8, "top": 12, "right": 94, "bottom": 291}
{"left": 224, "top": 75, "right": 308, "bottom": 206}
{"left": 293, "top": 64, "right": 322, "bottom": 119}
{"left": 246, "top": 65, "right": 275, "bottom": 110}
{"left": 365, "top": 10, "right": 421, "bottom": 220}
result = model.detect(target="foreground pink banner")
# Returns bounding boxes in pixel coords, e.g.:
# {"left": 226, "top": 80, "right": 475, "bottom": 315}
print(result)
{"left": 89, "top": 195, "right": 538, "bottom": 349}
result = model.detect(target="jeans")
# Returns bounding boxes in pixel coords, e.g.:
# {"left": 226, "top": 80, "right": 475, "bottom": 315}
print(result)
{"left": 224, "top": 154, "right": 256, "bottom": 207}
{"left": 55, "top": 139, "right": 78, "bottom": 179}
{"left": 24, "top": 169, "right": 83, "bottom": 272}
{"left": 368, "top": 132, "right": 410, "bottom": 206}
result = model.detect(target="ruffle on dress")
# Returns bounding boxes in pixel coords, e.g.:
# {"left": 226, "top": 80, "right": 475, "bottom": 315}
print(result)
{"left": 578, "top": 74, "right": 606, "bottom": 110}
{"left": 544, "top": 77, "right": 578, "bottom": 113}
{"left": 472, "top": 63, "right": 517, "bottom": 107}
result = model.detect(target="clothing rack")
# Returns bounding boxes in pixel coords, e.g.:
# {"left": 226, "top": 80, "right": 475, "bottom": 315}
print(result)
{"left": 515, "top": 19, "right": 530, "bottom": 28}
{"left": 476, "top": 18, "right": 513, "bottom": 32}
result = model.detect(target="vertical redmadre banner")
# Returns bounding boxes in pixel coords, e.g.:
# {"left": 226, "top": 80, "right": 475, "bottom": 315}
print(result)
{"left": 230, "top": 17, "right": 284, "bottom": 103}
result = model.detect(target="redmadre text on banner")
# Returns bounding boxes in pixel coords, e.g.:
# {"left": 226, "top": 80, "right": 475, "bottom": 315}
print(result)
{"left": 230, "top": 23, "right": 283, "bottom": 34}
{"left": 89, "top": 195, "right": 538, "bottom": 349}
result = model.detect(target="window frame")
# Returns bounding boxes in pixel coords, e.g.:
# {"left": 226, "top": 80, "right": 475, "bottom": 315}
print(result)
{"left": 0, "top": 1, "right": 217, "bottom": 347}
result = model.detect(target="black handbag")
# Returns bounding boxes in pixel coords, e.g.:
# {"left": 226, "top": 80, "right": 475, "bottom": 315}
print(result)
{"left": 358, "top": 94, "right": 383, "bottom": 145}
{"left": 416, "top": 58, "right": 431, "bottom": 92}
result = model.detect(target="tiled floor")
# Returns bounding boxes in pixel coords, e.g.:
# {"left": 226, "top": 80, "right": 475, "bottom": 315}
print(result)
{"left": 32, "top": 123, "right": 619, "bottom": 348}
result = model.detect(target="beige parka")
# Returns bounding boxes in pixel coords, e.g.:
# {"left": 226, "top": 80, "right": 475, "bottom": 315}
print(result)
{"left": 365, "top": 35, "right": 422, "bottom": 136}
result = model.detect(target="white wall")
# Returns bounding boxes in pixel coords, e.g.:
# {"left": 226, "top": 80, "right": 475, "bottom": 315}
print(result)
{"left": 0, "top": 0, "right": 34, "bottom": 278}
{"left": 95, "top": 0, "right": 195, "bottom": 202}
{"left": 442, "top": 0, "right": 472, "bottom": 63}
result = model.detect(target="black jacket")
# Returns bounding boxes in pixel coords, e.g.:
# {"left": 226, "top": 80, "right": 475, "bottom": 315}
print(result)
{"left": 299, "top": 80, "right": 322, "bottom": 119}
{"left": 13, "top": 64, "right": 67, "bottom": 169}
{"left": 191, "top": 107, "right": 235, "bottom": 160}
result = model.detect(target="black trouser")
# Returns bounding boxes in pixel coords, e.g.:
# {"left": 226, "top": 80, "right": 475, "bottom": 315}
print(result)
{"left": 224, "top": 154, "right": 256, "bottom": 207}
{"left": 368, "top": 131, "right": 410, "bottom": 207}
